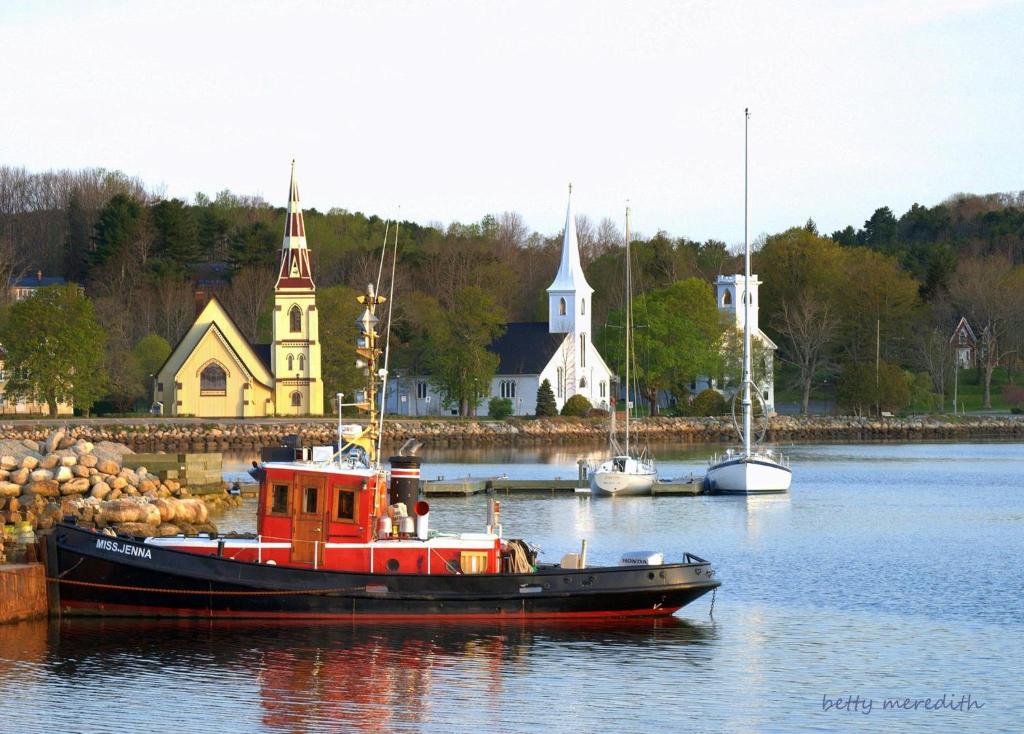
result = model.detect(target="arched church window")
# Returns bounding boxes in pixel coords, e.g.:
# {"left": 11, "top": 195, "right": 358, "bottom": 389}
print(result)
{"left": 722, "top": 290, "right": 732, "bottom": 306}
{"left": 581, "top": 298, "right": 586, "bottom": 315}
{"left": 290, "top": 391, "right": 302, "bottom": 408}
{"left": 287, "top": 354, "right": 294, "bottom": 371}
{"left": 559, "top": 297, "right": 566, "bottom": 316}
{"left": 289, "top": 305, "right": 302, "bottom": 333}
{"left": 298, "top": 354, "right": 305, "bottom": 371}
{"left": 200, "top": 363, "right": 227, "bottom": 395}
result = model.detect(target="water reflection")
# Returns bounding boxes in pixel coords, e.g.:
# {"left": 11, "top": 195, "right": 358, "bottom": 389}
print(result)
{"left": 24, "top": 618, "right": 715, "bottom": 733}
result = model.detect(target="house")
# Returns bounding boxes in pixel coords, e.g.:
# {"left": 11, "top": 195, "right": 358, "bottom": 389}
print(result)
{"left": 949, "top": 316, "right": 977, "bottom": 369}
{"left": 690, "top": 274, "right": 777, "bottom": 414}
{"left": 388, "top": 191, "right": 614, "bottom": 416}
{"left": 152, "top": 162, "right": 323, "bottom": 417}
{"left": 9, "top": 271, "right": 66, "bottom": 302}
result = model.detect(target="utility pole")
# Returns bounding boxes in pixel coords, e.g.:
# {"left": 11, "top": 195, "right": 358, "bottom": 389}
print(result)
{"left": 875, "top": 318, "right": 880, "bottom": 416}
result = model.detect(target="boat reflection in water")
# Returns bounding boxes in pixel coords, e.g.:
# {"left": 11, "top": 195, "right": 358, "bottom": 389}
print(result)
{"left": 34, "top": 618, "right": 715, "bottom": 732}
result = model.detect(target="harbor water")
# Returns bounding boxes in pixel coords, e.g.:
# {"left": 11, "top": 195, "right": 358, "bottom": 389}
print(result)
{"left": 2, "top": 441, "right": 1022, "bottom": 733}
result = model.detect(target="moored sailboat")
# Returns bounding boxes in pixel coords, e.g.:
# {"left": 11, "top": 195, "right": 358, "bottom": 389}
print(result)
{"left": 591, "top": 204, "right": 657, "bottom": 496}
{"left": 705, "top": 109, "right": 792, "bottom": 495}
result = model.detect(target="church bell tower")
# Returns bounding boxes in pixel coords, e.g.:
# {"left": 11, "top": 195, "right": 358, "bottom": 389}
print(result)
{"left": 272, "top": 161, "right": 323, "bottom": 415}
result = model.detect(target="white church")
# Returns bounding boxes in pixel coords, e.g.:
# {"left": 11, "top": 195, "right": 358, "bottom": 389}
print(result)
{"left": 689, "top": 273, "right": 778, "bottom": 414}
{"left": 388, "top": 192, "right": 614, "bottom": 416}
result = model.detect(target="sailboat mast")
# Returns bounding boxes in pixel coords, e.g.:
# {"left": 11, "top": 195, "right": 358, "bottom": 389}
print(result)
{"left": 742, "top": 108, "right": 752, "bottom": 457}
{"left": 624, "top": 203, "right": 631, "bottom": 455}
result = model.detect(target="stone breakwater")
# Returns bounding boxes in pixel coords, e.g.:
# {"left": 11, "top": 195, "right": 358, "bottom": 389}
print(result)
{"left": 0, "top": 429, "right": 231, "bottom": 559}
{"left": 0, "top": 415, "right": 1021, "bottom": 455}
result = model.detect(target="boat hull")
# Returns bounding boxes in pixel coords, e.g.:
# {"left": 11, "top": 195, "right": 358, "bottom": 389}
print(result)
{"left": 705, "top": 456, "right": 792, "bottom": 495}
{"left": 590, "top": 470, "right": 656, "bottom": 496}
{"left": 46, "top": 524, "right": 719, "bottom": 620}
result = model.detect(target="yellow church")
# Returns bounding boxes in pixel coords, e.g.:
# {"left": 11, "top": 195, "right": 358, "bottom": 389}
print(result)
{"left": 153, "top": 163, "right": 324, "bottom": 417}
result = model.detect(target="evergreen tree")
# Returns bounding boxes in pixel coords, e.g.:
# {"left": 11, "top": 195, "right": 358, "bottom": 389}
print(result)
{"left": 535, "top": 379, "right": 557, "bottom": 416}
{"left": 90, "top": 193, "right": 144, "bottom": 274}
{"left": 151, "top": 199, "right": 200, "bottom": 271}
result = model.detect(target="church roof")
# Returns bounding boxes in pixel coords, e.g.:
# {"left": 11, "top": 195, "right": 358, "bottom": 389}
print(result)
{"left": 276, "top": 160, "right": 315, "bottom": 290}
{"left": 252, "top": 343, "right": 273, "bottom": 373}
{"left": 490, "top": 322, "right": 565, "bottom": 375}
{"left": 547, "top": 188, "right": 593, "bottom": 295}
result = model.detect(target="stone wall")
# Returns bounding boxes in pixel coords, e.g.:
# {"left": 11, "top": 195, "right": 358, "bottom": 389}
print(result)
{"left": 1, "top": 415, "right": 1021, "bottom": 453}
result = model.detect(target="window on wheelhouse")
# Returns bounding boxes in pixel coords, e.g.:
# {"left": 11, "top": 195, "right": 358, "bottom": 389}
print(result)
{"left": 271, "top": 484, "right": 289, "bottom": 514}
{"left": 335, "top": 488, "right": 357, "bottom": 521}
{"left": 303, "top": 486, "right": 319, "bottom": 514}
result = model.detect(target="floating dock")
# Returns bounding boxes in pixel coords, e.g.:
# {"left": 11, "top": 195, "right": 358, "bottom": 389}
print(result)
{"left": 421, "top": 476, "right": 704, "bottom": 497}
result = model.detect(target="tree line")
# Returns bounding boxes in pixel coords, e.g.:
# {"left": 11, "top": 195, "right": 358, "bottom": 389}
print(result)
{"left": 1, "top": 164, "right": 1022, "bottom": 416}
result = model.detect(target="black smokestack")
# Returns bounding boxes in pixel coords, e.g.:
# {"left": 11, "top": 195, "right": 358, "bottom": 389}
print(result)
{"left": 388, "top": 455, "right": 421, "bottom": 510}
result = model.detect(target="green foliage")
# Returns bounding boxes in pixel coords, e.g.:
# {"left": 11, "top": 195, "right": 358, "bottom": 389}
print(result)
{"left": 0, "top": 285, "right": 107, "bottom": 416}
{"left": 560, "top": 394, "right": 592, "bottom": 417}
{"left": 317, "top": 285, "right": 364, "bottom": 413}
{"left": 133, "top": 333, "right": 171, "bottom": 378}
{"left": 420, "top": 286, "right": 505, "bottom": 416}
{"left": 690, "top": 388, "right": 726, "bottom": 417}
{"left": 151, "top": 199, "right": 200, "bottom": 272}
{"left": 908, "top": 371, "right": 938, "bottom": 412}
{"left": 599, "top": 278, "right": 724, "bottom": 415}
{"left": 535, "top": 379, "right": 557, "bottom": 417}
{"left": 836, "top": 360, "right": 910, "bottom": 416}
{"left": 90, "top": 193, "right": 145, "bottom": 273}
{"left": 488, "top": 397, "right": 513, "bottom": 419}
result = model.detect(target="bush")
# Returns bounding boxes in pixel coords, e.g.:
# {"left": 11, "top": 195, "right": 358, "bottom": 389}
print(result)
{"left": 560, "top": 394, "right": 593, "bottom": 417}
{"left": 488, "top": 397, "right": 513, "bottom": 419}
{"left": 588, "top": 408, "right": 610, "bottom": 418}
{"left": 691, "top": 388, "right": 726, "bottom": 416}
{"left": 535, "top": 379, "right": 557, "bottom": 417}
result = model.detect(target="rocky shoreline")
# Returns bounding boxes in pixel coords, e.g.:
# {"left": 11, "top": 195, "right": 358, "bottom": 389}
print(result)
{"left": 0, "top": 415, "right": 1021, "bottom": 454}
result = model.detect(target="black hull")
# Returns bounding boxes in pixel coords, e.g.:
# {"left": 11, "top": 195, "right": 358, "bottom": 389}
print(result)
{"left": 47, "top": 524, "right": 720, "bottom": 620}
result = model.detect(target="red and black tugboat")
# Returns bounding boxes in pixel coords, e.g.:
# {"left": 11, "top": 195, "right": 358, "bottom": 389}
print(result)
{"left": 47, "top": 283, "right": 720, "bottom": 620}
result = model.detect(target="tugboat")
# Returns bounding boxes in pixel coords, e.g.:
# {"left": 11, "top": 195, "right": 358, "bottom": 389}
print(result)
{"left": 47, "top": 282, "right": 720, "bottom": 620}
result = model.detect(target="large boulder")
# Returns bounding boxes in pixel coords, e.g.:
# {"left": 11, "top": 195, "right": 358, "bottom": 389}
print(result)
{"left": 55, "top": 466, "right": 74, "bottom": 482}
{"left": 30, "top": 468, "right": 54, "bottom": 482}
{"left": 20, "top": 455, "right": 39, "bottom": 471}
{"left": 21, "top": 439, "right": 40, "bottom": 453}
{"left": 111, "top": 522, "right": 153, "bottom": 538}
{"left": 100, "top": 498, "right": 145, "bottom": 523}
{"left": 79, "top": 454, "right": 98, "bottom": 468}
{"left": 90, "top": 482, "right": 112, "bottom": 500}
{"left": 97, "top": 459, "right": 120, "bottom": 476}
{"left": 150, "top": 497, "right": 176, "bottom": 523}
{"left": 9, "top": 467, "right": 29, "bottom": 485}
{"left": 61, "top": 478, "right": 91, "bottom": 495}
{"left": 60, "top": 455, "right": 77, "bottom": 467}
{"left": 174, "top": 498, "right": 209, "bottom": 525}
{"left": 45, "top": 428, "right": 66, "bottom": 454}
{"left": 155, "top": 523, "right": 182, "bottom": 537}
{"left": 29, "top": 480, "right": 60, "bottom": 498}
{"left": 72, "top": 465, "right": 90, "bottom": 478}
{"left": 40, "top": 455, "right": 60, "bottom": 470}
{"left": 0, "top": 481, "right": 21, "bottom": 498}
{"left": 0, "top": 456, "right": 17, "bottom": 471}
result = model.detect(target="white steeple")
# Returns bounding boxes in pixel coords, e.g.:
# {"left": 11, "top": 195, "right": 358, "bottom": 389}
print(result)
{"left": 547, "top": 185, "right": 593, "bottom": 335}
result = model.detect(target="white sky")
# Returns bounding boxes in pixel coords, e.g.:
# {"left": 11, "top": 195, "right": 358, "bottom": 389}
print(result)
{"left": 2, "top": 0, "right": 1022, "bottom": 243}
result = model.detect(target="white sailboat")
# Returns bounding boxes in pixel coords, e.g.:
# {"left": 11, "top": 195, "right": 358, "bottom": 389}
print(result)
{"left": 705, "top": 109, "right": 792, "bottom": 495}
{"left": 591, "top": 204, "right": 657, "bottom": 496}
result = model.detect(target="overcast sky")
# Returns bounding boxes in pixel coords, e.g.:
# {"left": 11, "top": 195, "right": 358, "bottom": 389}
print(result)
{"left": 2, "top": 0, "right": 1022, "bottom": 243}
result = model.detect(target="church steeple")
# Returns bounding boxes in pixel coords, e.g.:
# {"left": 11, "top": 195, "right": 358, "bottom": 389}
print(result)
{"left": 547, "top": 185, "right": 593, "bottom": 334}
{"left": 276, "top": 160, "right": 315, "bottom": 290}
{"left": 271, "top": 160, "right": 322, "bottom": 415}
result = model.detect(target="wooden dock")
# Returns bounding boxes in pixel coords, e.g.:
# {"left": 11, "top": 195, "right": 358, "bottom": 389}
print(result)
{"left": 421, "top": 475, "right": 704, "bottom": 497}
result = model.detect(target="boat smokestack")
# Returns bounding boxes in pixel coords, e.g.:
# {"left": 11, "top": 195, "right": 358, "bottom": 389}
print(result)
{"left": 388, "top": 455, "right": 421, "bottom": 511}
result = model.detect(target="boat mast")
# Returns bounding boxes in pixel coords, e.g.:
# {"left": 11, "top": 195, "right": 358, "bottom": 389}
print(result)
{"left": 354, "top": 284, "right": 386, "bottom": 466}
{"left": 742, "top": 108, "right": 752, "bottom": 457}
{"left": 624, "top": 203, "right": 631, "bottom": 456}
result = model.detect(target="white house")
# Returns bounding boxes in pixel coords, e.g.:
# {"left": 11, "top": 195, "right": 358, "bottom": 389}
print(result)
{"left": 388, "top": 191, "right": 614, "bottom": 416}
{"left": 690, "top": 273, "right": 777, "bottom": 414}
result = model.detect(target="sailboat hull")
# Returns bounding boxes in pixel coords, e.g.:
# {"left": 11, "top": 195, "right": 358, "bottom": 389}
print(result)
{"left": 590, "top": 469, "right": 657, "bottom": 496}
{"left": 705, "top": 456, "right": 791, "bottom": 495}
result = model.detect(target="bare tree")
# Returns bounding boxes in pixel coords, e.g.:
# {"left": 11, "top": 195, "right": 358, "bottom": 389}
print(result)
{"left": 948, "top": 257, "right": 1024, "bottom": 408}
{"left": 775, "top": 294, "right": 838, "bottom": 414}
{"left": 220, "top": 265, "right": 276, "bottom": 342}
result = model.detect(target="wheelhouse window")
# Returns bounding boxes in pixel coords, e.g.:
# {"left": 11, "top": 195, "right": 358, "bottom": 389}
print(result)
{"left": 303, "top": 486, "right": 319, "bottom": 514}
{"left": 200, "top": 363, "right": 227, "bottom": 395}
{"left": 271, "top": 484, "right": 289, "bottom": 514}
{"left": 289, "top": 305, "right": 302, "bottom": 333}
{"left": 335, "top": 488, "right": 357, "bottom": 522}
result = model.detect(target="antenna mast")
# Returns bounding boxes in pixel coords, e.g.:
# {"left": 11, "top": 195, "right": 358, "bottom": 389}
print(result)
{"left": 742, "top": 108, "right": 752, "bottom": 457}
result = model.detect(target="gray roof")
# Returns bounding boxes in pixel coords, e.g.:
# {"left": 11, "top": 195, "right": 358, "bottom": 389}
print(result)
{"left": 490, "top": 322, "right": 564, "bottom": 375}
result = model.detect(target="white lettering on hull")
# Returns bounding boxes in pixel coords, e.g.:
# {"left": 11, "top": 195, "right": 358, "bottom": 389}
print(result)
{"left": 95, "top": 538, "right": 153, "bottom": 560}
